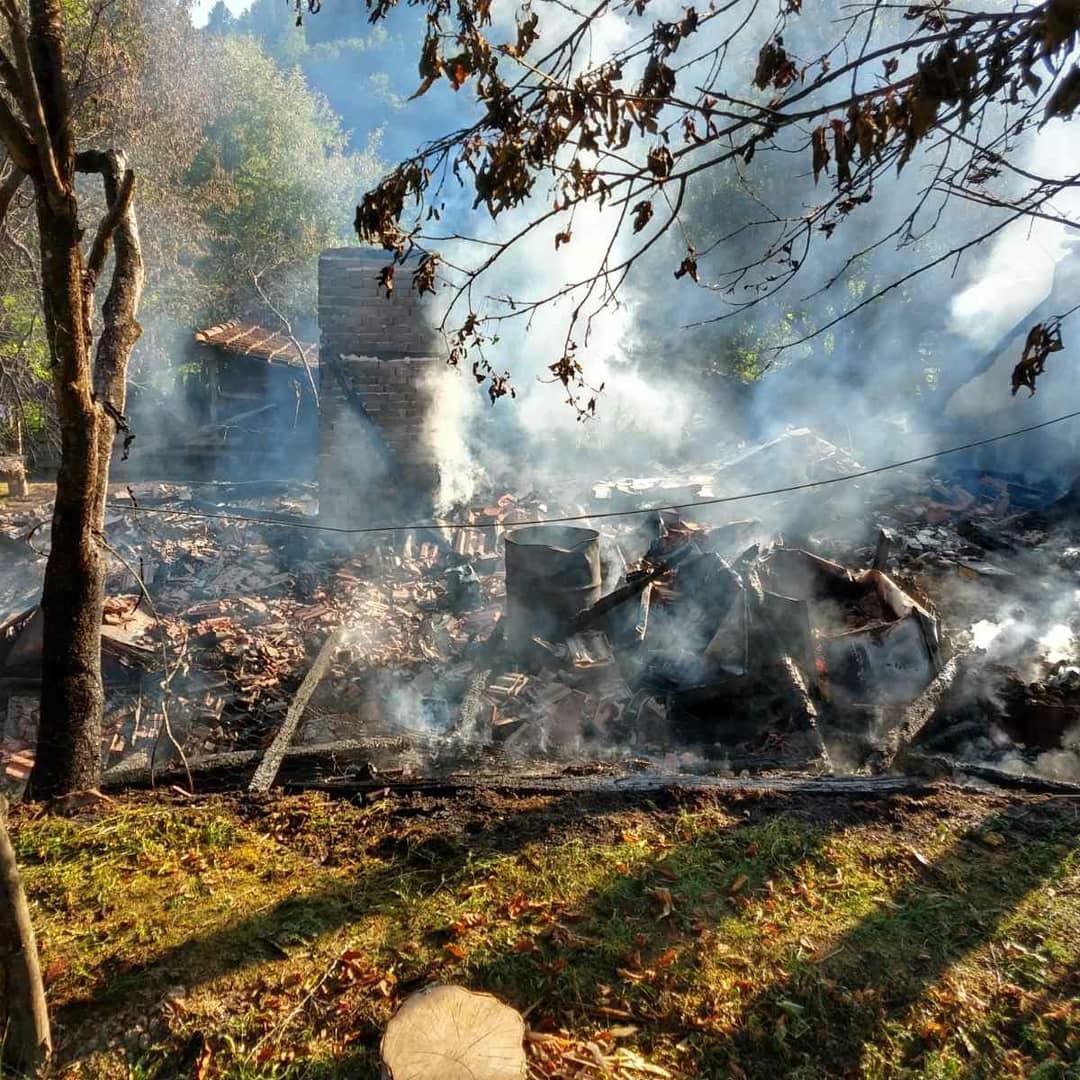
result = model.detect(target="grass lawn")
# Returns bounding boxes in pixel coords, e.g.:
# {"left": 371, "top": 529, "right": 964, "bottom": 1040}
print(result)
{"left": 6, "top": 783, "right": 1079, "bottom": 1078}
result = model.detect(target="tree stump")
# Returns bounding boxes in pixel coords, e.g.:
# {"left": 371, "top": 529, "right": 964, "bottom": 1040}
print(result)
{"left": 380, "top": 985, "right": 526, "bottom": 1080}
{"left": 0, "top": 456, "right": 28, "bottom": 499}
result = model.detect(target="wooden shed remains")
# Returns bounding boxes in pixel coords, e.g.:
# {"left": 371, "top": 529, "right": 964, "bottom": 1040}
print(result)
{"left": 124, "top": 320, "right": 320, "bottom": 480}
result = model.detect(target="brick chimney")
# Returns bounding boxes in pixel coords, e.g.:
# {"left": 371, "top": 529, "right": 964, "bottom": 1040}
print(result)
{"left": 317, "top": 247, "right": 444, "bottom": 528}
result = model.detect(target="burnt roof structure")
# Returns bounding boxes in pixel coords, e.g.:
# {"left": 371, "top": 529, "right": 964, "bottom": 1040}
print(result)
{"left": 194, "top": 320, "right": 318, "bottom": 370}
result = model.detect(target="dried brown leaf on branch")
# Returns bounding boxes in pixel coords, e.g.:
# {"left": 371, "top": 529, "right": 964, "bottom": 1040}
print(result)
{"left": 377, "top": 264, "right": 395, "bottom": 298}
{"left": 412, "top": 253, "right": 439, "bottom": 296}
{"left": 754, "top": 38, "right": 798, "bottom": 91}
{"left": 513, "top": 9, "right": 540, "bottom": 57}
{"left": 631, "top": 200, "right": 654, "bottom": 232}
{"left": 674, "top": 247, "right": 699, "bottom": 282}
{"left": 811, "top": 127, "right": 830, "bottom": 183}
{"left": 351, "top": 0, "right": 1080, "bottom": 416}
{"left": 646, "top": 145, "right": 674, "bottom": 180}
{"left": 1011, "top": 321, "right": 1064, "bottom": 396}
{"left": 1043, "top": 64, "right": 1080, "bottom": 122}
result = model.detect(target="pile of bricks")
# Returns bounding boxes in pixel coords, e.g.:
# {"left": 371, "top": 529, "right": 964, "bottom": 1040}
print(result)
{"left": 317, "top": 247, "right": 444, "bottom": 527}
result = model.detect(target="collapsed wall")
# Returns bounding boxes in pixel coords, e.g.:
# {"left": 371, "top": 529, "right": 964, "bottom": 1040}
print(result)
{"left": 318, "top": 247, "right": 443, "bottom": 527}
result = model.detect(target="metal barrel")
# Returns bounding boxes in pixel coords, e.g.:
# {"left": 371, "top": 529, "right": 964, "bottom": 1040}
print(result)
{"left": 504, "top": 525, "right": 602, "bottom": 655}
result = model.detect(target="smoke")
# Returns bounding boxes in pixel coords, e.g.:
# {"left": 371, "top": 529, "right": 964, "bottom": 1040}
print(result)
{"left": 949, "top": 122, "right": 1080, "bottom": 350}
{"left": 423, "top": 365, "right": 489, "bottom": 512}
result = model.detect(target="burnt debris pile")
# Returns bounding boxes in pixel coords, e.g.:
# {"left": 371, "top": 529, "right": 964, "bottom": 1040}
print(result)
{"left": 3, "top": 438, "right": 1080, "bottom": 792}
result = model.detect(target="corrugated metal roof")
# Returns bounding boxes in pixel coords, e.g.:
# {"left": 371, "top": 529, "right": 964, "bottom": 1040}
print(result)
{"left": 194, "top": 320, "right": 318, "bottom": 369}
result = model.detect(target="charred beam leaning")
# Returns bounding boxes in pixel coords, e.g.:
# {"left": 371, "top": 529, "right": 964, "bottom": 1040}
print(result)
{"left": 248, "top": 626, "right": 346, "bottom": 794}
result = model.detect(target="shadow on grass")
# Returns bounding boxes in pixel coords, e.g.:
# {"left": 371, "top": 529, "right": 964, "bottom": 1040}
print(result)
{"left": 50, "top": 790, "right": 1077, "bottom": 1079}
{"left": 687, "top": 805, "right": 1078, "bottom": 1078}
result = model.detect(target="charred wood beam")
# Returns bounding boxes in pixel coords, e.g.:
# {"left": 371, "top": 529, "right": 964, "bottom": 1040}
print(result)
{"left": 248, "top": 626, "right": 346, "bottom": 794}
{"left": 101, "top": 735, "right": 439, "bottom": 791}
{"left": 906, "top": 752, "right": 1080, "bottom": 797}
{"left": 882, "top": 654, "right": 965, "bottom": 772}
{"left": 102, "top": 744, "right": 936, "bottom": 797}
{"left": 455, "top": 668, "right": 491, "bottom": 740}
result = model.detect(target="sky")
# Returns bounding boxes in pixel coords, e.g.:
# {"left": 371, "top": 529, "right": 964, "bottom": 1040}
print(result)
{"left": 191, "top": 0, "right": 250, "bottom": 27}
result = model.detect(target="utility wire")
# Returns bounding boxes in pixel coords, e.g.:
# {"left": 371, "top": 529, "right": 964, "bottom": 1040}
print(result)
{"left": 103, "top": 408, "right": 1080, "bottom": 535}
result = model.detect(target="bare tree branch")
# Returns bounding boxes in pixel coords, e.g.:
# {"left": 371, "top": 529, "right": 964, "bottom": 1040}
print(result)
{"left": 0, "top": 159, "right": 25, "bottom": 228}
{"left": 250, "top": 266, "right": 320, "bottom": 408}
{"left": 82, "top": 162, "right": 135, "bottom": 288}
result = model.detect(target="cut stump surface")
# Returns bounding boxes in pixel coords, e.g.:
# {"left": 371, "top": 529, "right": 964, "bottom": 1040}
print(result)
{"left": 380, "top": 984, "right": 527, "bottom": 1080}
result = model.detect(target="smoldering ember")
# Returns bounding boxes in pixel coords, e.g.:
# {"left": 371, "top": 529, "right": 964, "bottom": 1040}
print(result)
{"left": 3, "top": 0, "right": 1080, "bottom": 1076}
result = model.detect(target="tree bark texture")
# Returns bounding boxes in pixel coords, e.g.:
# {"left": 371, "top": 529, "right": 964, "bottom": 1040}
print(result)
{"left": 1, "top": 1, "right": 145, "bottom": 796}
{"left": 0, "top": 798, "right": 52, "bottom": 1071}
{"left": 28, "top": 149, "right": 143, "bottom": 798}
{"left": 31, "top": 183, "right": 106, "bottom": 796}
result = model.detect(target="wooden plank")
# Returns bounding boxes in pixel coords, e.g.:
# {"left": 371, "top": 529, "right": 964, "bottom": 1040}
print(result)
{"left": 248, "top": 627, "right": 346, "bottom": 794}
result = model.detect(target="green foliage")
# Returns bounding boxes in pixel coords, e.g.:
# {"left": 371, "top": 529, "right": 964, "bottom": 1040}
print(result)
{"left": 188, "top": 35, "right": 382, "bottom": 323}
{"left": 1, "top": 291, "right": 50, "bottom": 380}
{"left": 0, "top": 289, "right": 51, "bottom": 447}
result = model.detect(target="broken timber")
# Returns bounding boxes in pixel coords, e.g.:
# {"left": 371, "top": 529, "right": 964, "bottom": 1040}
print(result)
{"left": 248, "top": 627, "right": 346, "bottom": 793}
{"left": 882, "top": 654, "right": 964, "bottom": 770}
{"left": 455, "top": 668, "right": 492, "bottom": 740}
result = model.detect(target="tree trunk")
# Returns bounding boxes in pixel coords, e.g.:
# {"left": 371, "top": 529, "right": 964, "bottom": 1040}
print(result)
{"left": 0, "top": 798, "right": 52, "bottom": 1072}
{"left": 2, "top": 0, "right": 143, "bottom": 799}
{"left": 28, "top": 189, "right": 106, "bottom": 798}
{"left": 27, "top": 148, "right": 142, "bottom": 799}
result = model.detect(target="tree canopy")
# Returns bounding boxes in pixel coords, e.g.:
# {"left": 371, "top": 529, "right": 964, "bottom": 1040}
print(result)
{"left": 344, "top": 0, "right": 1080, "bottom": 413}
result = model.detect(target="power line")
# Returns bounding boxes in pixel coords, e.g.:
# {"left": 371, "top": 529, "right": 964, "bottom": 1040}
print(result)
{"left": 104, "top": 408, "right": 1080, "bottom": 535}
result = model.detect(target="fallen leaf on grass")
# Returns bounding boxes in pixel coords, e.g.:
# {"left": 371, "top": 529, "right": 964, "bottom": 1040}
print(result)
{"left": 920, "top": 1019, "right": 949, "bottom": 1043}
{"left": 503, "top": 891, "right": 548, "bottom": 920}
{"left": 611, "top": 1047, "right": 673, "bottom": 1076}
{"left": 42, "top": 958, "right": 67, "bottom": 987}
{"left": 729, "top": 874, "right": 748, "bottom": 895}
{"left": 906, "top": 846, "right": 934, "bottom": 870}
{"left": 716, "top": 950, "right": 752, "bottom": 969}
{"left": 450, "top": 912, "right": 487, "bottom": 936}
{"left": 648, "top": 886, "right": 674, "bottom": 918}
{"left": 444, "top": 942, "right": 468, "bottom": 960}
{"left": 617, "top": 967, "right": 657, "bottom": 984}
{"left": 194, "top": 1036, "right": 213, "bottom": 1080}
{"left": 1040, "top": 1002, "right": 1075, "bottom": 1021}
